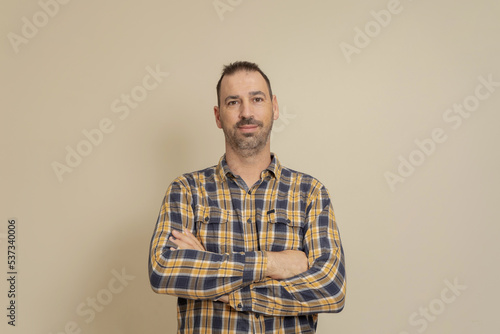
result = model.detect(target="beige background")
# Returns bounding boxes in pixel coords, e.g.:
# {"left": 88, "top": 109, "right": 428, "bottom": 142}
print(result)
{"left": 2, "top": 0, "right": 499, "bottom": 333}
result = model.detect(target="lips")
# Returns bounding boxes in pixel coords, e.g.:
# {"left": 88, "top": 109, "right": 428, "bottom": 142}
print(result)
{"left": 236, "top": 119, "right": 262, "bottom": 128}
{"left": 238, "top": 125, "right": 259, "bottom": 134}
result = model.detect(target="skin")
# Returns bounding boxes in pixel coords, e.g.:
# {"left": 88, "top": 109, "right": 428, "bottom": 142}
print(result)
{"left": 214, "top": 70, "right": 279, "bottom": 188}
{"left": 170, "top": 69, "right": 308, "bottom": 303}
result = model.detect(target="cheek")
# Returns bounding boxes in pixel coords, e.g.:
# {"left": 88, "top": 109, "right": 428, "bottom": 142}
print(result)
{"left": 222, "top": 112, "right": 239, "bottom": 126}
{"left": 219, "top": 115, "right": 234, "bottom": 131}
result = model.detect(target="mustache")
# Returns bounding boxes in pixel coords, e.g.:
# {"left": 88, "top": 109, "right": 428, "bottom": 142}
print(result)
{"left": 235, "top": 118, "right": 263, "bottom": 128}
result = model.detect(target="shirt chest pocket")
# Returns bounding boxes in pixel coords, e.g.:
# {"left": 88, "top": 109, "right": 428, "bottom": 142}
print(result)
{"left": 265, "top": 209, "right": 305, "bottom": 252}
{"left": 194, "top": 205, "right": 230, "bottom": 253}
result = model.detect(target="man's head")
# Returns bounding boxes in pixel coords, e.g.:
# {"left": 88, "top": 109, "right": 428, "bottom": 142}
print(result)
{"left": 214, "top": 61, "right": 279, "bottom": 158}
{"left": 216, "top": 61, "right": 273, "bottom": 108}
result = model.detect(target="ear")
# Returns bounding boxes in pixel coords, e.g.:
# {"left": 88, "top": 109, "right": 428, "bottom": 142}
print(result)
{"left": 272, "top": 95, "right": 279, "bottom": 120}
{"left": 214, "top": 106, "right": 223, "bottom": 129}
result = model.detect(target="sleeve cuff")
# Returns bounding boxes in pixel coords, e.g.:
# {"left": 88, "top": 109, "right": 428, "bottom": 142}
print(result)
{"left": 227, "top": 251, "right": 266, "bottom": 312}
{"left": 229, "top": 284, "right": 252, "bottom": 312}
{"left": 242, "top": 251, "right": 267, "bottom": 284}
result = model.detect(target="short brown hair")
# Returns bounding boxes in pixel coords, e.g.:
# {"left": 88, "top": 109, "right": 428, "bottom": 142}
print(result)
{"left": 216, "top": 61, "right": 273, "bottom": 107}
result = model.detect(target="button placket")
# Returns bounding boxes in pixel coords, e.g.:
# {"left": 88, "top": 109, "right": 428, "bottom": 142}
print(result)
{"left": 242, "top": 186, "right": 258, "bottom": 252}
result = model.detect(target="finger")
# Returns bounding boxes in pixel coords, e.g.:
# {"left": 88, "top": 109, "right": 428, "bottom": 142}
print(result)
{"left": 183, "top": 229, "right": 206, "bottom": 251}
{"left": 177, "top": 229, "right": 205, "bottom": 251}
{"left": 170, "top": 236, "right": 197, "bottom": 250}
{"left": 217, "top": 295, "right": 229, "bottom": 303}
{"left": 173, "top": 229, "right": 198, "bottom": 247}
{"left": 171, "top": 230, "right": 204, "bottom": 251}
{"left": 171, "top": 231, "right": 196, "bottom": 248}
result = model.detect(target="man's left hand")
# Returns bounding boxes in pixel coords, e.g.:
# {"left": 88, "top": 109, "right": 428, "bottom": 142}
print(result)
{"left": 170, "top": 228, "right": 206, "bottom": 251}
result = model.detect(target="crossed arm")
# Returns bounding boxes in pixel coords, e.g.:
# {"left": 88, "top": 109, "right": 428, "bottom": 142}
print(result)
{"left": 149, "top": 180, "right": 346, "bottom": 315}
{"left": 170, "top": 229, "right": 309, "bottom": 303}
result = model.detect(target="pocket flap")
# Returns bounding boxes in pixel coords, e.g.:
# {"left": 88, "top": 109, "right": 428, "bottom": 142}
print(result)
{"left": 195, "top": 205, "right": 229, "bottom": 224}
{"left": 267, "top": 208, "right": 302, "bottom": 227}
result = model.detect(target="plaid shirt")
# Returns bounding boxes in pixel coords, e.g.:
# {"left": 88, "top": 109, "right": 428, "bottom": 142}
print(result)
{"left": 149, "top": 154, "right": 346, "bottom": 333}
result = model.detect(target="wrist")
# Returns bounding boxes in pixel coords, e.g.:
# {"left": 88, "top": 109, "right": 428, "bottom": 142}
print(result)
{"left": 265, "top": 251, "right": 277, "bottom": 278}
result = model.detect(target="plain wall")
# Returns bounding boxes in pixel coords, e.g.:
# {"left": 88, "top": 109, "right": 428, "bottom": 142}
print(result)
{"left": 2, "top": 0, "right": 499, "bottom": 333}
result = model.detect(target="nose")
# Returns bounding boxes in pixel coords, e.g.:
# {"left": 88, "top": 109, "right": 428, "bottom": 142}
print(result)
{"left": 239, "top": 99, "right": 253, "bottom": 119}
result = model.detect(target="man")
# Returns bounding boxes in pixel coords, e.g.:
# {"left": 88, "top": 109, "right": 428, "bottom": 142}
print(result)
{"left": 149, "top": 61, "right": 346, "bottom": 333}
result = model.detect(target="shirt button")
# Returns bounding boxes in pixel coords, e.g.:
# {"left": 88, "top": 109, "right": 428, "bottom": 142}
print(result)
{"left": 247, "top": 218, "right": 252, "bottom": 224}
{"left": 255, "top": 314, "right": 260, "bottom": 319}
{"left": 237, "top": 303, "right": 243, "bottom": 309}
{"left": 248, "top": 190, "right": 251, "bottom": 194}
{"left": 204, "top": 216, "right": 209, "bottom": 222}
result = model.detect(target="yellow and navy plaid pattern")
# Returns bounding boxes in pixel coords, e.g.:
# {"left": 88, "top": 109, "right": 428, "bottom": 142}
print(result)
{"left": 149, "top": 154, "right": 346, "bottom": 333}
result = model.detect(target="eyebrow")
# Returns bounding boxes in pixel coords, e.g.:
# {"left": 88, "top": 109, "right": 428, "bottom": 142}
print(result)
{"left": 224, "top": 91, "right": 267, "bottom": 104}
{"left": 249, "top": 90, "right": 266, "bottom": 97}
{"left": 224, "top": 95, "right": 240, "bottom": 103}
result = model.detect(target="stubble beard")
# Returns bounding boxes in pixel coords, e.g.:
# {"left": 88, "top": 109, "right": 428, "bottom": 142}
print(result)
{"left": 222, "top": 115, "right": 274, "bottom": 158}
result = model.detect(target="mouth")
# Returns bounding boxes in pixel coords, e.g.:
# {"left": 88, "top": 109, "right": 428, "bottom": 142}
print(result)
{"left": 238, "top": 125, "right": 259, "bottom": 133}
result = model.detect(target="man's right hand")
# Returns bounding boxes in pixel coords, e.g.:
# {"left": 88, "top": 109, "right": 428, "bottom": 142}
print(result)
{"left": 265, "top": 250, "right": 309, "bottom": 280}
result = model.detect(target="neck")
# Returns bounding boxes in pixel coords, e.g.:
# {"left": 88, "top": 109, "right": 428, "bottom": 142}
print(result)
{"left": 225, "top": 144, "right": 272, "bottom": 188}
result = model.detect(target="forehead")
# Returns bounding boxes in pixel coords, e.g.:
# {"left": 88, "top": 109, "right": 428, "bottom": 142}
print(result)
{"left": 220, "top": 70, "right": 268, "bottom": 97}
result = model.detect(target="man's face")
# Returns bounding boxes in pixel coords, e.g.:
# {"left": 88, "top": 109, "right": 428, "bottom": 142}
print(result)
{"left": 214, "top": 70, "right": 279, "bottom": 157}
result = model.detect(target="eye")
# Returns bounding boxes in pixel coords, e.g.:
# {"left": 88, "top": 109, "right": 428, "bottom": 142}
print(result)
{"left": 253, "top": 97, "right": 264, "bottom": 102}
{"left": 227, "top": 100, "right": 238, "bottom": 106}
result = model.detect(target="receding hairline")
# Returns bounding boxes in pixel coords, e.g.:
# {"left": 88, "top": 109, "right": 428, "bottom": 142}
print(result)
{"left": 216, "top": 61, "right": 273, "bottom": 107}
{"left": 218, "top": 71, "right": 271, "bottom": 105}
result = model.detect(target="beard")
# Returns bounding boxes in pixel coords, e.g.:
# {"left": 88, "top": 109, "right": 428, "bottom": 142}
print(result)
{"left": 221, "top": 114, "right": 274, "bottom": 158}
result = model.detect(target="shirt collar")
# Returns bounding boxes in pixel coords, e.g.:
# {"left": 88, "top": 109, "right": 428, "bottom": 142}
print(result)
{"left": 216, "top": 153, "right": 282, "bottom": 181}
